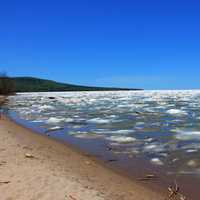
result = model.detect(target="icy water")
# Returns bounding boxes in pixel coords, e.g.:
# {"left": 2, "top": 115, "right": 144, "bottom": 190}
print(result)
{"left": 7, "top": 91, "right": 200, "bottom": 198}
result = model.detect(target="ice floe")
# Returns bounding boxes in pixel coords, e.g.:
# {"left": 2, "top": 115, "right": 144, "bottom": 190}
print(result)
{"left": 107, "top": 136, "right": 136, "bottom": 143}
{"left": 74, "top": 133, "right": 103, "bottom": 139}
{"left": 186, "top": 149, "right": 198, "bottom": 153}
{"left": 96, "top": 129, "right": 134, "bottom": 135}
{"left": 46, "top": 117, "right": 65, "bottom": 124}
{"left": 45, "top": 126, "right": 64, "bottom": 133}
{"left": 166, "top": 109, "right": 188, "bottom": 116}
{"left": 150, "top": 158, "right": 164, "bottom": 165}
{"left": 64, "top": 118, "right": 74, "bottom": 123}
{"left": 143, "top": 143, "right": 166, "bottom": 153}
{"left": 40, "top": 105, "right": 55, "bottom": 111}
{"left": 87, "top": 118, "right": 111, "bottom": 124}
{"left": 174, "top": 129, "right": 200, "bottom": 140}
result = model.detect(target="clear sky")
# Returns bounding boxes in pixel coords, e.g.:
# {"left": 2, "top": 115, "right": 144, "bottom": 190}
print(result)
{"left": 1, "top": 0, "right": 200, "bottom": 89}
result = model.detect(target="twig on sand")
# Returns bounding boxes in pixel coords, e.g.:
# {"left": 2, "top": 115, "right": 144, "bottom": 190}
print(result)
{"left": 25, "top": 153, "right": 35, "bottom": 159}
{"left": 0, "top": 161, "right": 7, "bottom": 166}
{"left": 0, "top": 181, "right": 10, "bottom": 184}
{"left": 166, "top": 180, "right": 187, "bottom": 200}
{"left": 137, "top": 174, "right": 157, "bottom": 181}
{"left": 107, "top": 159, "right": 118, "bottom": 162}
{"left": 69, "top": 194, "right": 77, "bottom": 200}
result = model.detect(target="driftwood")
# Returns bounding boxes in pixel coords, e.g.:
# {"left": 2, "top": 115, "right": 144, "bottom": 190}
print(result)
{"left": 69, "top": 195, "right": 77, "bottom": 200}
{"left": 45, "top": 127, "right": 64, "bottom": 134}
{"left": 25, "top": 153, "right": 35, "bottom": 159}
{"left": 107, "top": 159, "right": 118, "bottom": 162}
{"left": 0, "top": 181, "right": 10, "bottom": 184}
{"left": 137, "top": 174, "right": 157, "bottom": 181}
{"left": 165, "top": 181, "right": 187, "bottom": 200}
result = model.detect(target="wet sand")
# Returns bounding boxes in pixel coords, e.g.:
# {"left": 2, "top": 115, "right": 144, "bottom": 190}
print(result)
{"left": 0, "top": 115, "right": 165, "bottom": 200}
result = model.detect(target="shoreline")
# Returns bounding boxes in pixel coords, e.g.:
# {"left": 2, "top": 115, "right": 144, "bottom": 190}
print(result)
{"left": 0, "top": 95, "right": 6, "bottom": 106}
{"left": 0, "top": 115, "right": 165, "bottom": 200}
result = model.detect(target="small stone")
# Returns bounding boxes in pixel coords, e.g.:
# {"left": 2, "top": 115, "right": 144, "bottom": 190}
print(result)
{"left": 25, "top": 153, "right": 35, "bottom": 159}
{"left": 85, "top": 161, "right": 91, "bottom": 165}
{"left": 0, "top": 161, "right": 7, "bottom": 166}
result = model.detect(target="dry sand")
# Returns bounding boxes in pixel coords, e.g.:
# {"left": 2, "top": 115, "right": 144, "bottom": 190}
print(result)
{"left": 0, "top": 116, "right": 165, "bottom": 200}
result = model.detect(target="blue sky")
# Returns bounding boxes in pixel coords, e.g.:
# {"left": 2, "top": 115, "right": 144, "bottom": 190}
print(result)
{"left": 1, "top": 0, "right": 200, "bottom": 89}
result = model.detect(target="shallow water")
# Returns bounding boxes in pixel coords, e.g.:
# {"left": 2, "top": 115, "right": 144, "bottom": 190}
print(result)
{"left": 7, "top": 90, "right": 200, "bottom": 198}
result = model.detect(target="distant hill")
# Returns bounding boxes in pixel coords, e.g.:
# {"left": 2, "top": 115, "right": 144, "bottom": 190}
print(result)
{"left": 13, "top": 77, "right": 142, "bottom": 92}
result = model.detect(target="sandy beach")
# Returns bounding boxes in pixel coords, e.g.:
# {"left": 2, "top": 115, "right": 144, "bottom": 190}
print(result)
{"left": 0, "top": 115, "right": 165, "bottom": 200}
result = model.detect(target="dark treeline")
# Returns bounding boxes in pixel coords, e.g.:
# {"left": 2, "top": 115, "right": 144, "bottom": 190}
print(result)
{"left": 0, "top": 73, "right": 15, "bottom": 95}
{"left": 0, "top": 74, "right": 141, "bottom": 94}
{"left": 13, "top": 77, "right": 140, "bottom": 92}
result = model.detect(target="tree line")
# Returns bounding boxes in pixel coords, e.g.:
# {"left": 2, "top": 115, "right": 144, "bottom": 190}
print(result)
{"left": 0, "top": 73, "right": 15, "bottom": 95}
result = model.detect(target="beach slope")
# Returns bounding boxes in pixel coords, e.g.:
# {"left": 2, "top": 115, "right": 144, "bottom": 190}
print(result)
{"left": 0, "top": 116, "right": 164, "bottom": 200}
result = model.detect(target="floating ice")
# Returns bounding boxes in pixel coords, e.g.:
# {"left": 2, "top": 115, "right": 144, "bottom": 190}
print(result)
{"left": 88, "top": 118, "right": 111, "bottom": 124}
{"left": 166, "top": 109, "right": 188, "bottom": 116}
{"left": 174, "top": 129, "right": 200, "bottom": 140}
{"left": 150, "top": 158, "right": 164, "bottom": 165}
{"left": 144, "top": 138, "right": 155, "bottom": 142}
{"left": 114, "top": 130, "right": 134, "bottom": 134}
{"left": 143, "top": 143, "right": 166, "bottom": 153}
{"left": 135, "top": 122, "right": 145, "bottom": 129}
{"left": 46, "top": 117, "right": 65, "bottom": 124}
{"left": 74, "top": 133, "right": 103, "bottom": 139}
{"left": 99, "top": 129, "right": 134, "bottom": 135}
{"left": 65, "top": 118, "right": 74, "bottom": 123}
{"left": 186, "top": 149, "right": 198, "bottom": 153}
{"left": 135, "top": 122, "right": 145, "bottom": 126}
{"left": 144, "top": 144, "right": 157, "bottom": 150}
{"left": 40, "top": 105, "right": 55, "bottom": 111}
{"left": 7, "top": 90, "right": 200, "bottom": 177}
{"left": 107, "top": 136, "right": 136, "bottom": 143}
{"left": 31, "top": 120, "right": 44, "bottom": 123}
{"left": 46, "top": 126, "right": 64, "bottom": 132}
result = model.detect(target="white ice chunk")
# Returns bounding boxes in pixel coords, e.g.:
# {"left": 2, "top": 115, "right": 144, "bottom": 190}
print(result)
{"left": 150, "top": 158, "right": 164, "bottom": 165}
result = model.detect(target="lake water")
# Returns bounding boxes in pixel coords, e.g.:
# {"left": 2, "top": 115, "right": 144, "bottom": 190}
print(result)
{"left": 7, "top": 91, "right": 200, "bottom": 198}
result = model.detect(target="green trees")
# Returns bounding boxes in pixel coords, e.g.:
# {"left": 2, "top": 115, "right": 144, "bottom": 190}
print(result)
{"left": 13, "top": 77, "right": 136, "bottom": 92}
{"left": 0, "top": 75, "right": 140, "bottom": 93}
{"left": 0, "top": 73, "right": 15, "bottom": 95}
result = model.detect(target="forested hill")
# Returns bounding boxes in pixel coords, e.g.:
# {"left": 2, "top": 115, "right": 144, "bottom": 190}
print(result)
{"left": 13, "top": 77, "right": 142, "bottom": 92}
